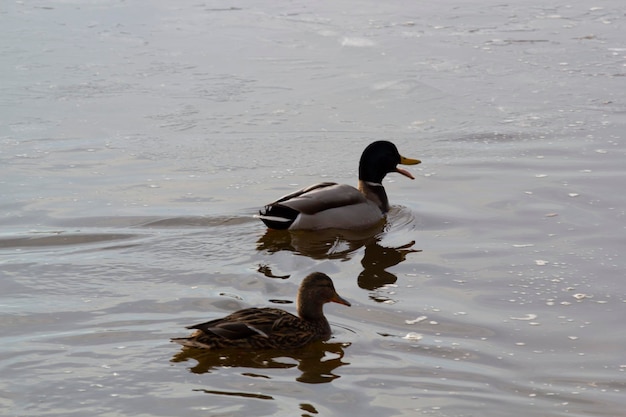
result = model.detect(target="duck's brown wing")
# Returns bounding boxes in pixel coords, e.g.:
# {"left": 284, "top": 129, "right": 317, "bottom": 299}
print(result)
{"left": 274, "top": 183, "right": 365, "bottom": 215}
{"left": 258, "top": 182, "right": 337, "bottom": 229}
{"left": 268, "top": 182, "right": 338, "bottom": 206}
{"left": 186, "top": 307, "right": 296, "bottom": 340}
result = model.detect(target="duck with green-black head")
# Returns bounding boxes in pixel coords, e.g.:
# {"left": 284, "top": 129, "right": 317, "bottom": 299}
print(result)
{"left": 257, "top": 141, "right": 421, "bottom": 230}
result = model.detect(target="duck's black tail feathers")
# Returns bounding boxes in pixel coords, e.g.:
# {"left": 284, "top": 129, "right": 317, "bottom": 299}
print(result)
{"left": 257, "top": 205, "right": 299, "bottom": 230}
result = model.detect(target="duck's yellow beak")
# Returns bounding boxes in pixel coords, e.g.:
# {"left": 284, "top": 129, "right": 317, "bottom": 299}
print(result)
{"left": 397, "top": 155, "right": 421, "bottom": 179}
{"left": 400, "top": 156, "right": 421, "bottom": 165}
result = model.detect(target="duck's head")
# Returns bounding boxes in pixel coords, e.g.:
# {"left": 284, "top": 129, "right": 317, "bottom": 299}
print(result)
{"left": 297, "top": 272, "right": 351, "bottom": 319}
{"left": 358, "top": 141, "right": 421, "bottom": 184}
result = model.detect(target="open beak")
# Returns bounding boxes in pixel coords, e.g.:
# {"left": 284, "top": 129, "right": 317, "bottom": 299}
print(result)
{"left": 396, "top": 155, "right": 421, "bottom": 179}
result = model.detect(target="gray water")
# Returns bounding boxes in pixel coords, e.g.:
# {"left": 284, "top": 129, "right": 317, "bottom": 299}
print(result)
{"left": 1, "top": 1, "right": 625, "bottom": 416}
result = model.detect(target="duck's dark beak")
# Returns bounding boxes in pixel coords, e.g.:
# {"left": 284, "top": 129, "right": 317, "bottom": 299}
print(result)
{"left": 331, "top": 293, "right": 352, "bottom": 307}
{"left": 396, "top": 155, "right": 421, "bottom": 179}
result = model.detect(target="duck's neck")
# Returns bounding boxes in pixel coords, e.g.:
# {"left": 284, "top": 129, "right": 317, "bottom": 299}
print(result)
{"left": 299, "top": 305, "right": 331, "bottom": 339}
{"left": 358, "top": 180, "right": 390, "bottom": 213}
{"left": 297, "top": 299, "right": 326, "bottom": 321}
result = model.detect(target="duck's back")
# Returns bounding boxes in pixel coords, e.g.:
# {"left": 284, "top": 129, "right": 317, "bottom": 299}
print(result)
{"left": 173, "top": 307, "right": 331, "bottom": 349}
{"left": 260, "top": 183, "right": 383, "bottom": 230}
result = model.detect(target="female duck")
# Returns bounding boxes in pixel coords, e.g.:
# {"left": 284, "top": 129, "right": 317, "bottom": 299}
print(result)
{"left": 257, "top": 141, "right": 420, "bottom": 230}
{"left": 171, "top": 272, "right": 351, "bottom": 350}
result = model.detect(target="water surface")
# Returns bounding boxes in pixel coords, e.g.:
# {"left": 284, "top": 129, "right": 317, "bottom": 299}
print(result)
{"left": 1, "top": 1, "right": 625, "bottom": 416}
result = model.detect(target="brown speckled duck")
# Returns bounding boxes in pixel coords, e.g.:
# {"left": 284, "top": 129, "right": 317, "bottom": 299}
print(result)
{"left": 257, "top": 141, "right": 421, "bottom": 230}
{"left": 171, "top": 272, "right": 351, "bottom": 350}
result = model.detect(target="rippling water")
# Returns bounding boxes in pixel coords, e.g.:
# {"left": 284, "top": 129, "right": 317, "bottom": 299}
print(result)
{"left": 2, "top": 1, "right": 625, "bottom": 416}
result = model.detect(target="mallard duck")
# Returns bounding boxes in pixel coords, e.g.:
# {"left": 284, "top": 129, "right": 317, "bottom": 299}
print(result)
{"left": 171, "top": 272, "right": 351, "bottom": 350}
{"left": 257, "top": 140, "right": 421, "bottom": 230}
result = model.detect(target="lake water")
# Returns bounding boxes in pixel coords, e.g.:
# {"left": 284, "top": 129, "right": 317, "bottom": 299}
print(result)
{"left": 1, "top": 1, "right": 624, "bottom": 416}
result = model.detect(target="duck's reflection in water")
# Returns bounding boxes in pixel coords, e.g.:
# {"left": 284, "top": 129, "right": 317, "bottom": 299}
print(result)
{"left": 358, "top": 240, "right": 420, "bottom": 290}
{"left": 171, "top": 341, "right": 350, "bottom": 384}
{"left": 256, "top": 225, "right": 384, "bottom": 260}
{"left": 257, "top": 227, "right": 421, "bottom": 290}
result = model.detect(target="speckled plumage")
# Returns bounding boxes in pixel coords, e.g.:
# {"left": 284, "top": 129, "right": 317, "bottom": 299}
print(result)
{"left": 171, "top": 272, "right": 351, "bottom": 350}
